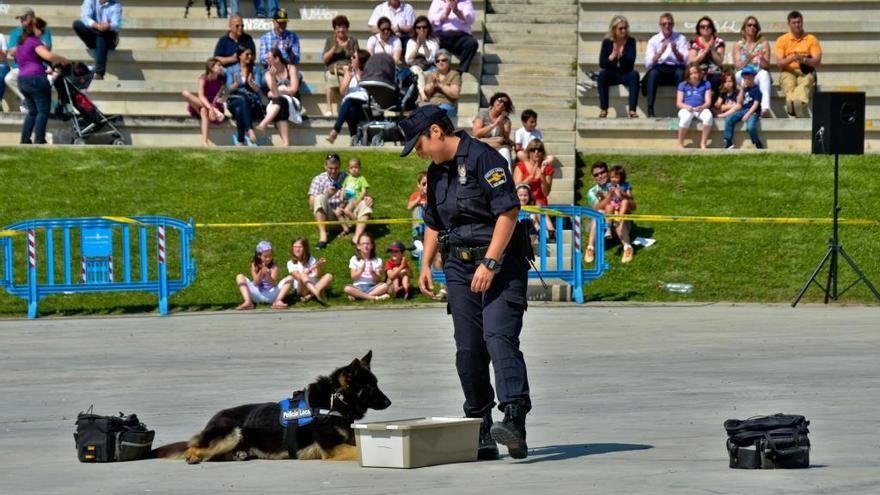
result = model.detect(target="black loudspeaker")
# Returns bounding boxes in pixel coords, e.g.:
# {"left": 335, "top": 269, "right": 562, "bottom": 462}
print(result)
{"left": 812, "top": 92, "right": 865, "bottom": 155}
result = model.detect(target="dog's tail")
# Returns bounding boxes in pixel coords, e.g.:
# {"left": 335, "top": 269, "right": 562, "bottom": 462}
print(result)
{"left": 151, "top": 441, "right": 189, "bottom": 460}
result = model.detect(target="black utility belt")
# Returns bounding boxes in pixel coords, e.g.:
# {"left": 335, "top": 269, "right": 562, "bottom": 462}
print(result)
{"left": 449, "top": 245, "right": 489, "bottom": 263}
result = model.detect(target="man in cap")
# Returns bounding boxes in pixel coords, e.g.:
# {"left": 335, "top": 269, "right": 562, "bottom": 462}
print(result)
{"left": 5, "top": 6, "right": 53, "bottom": 112}
{"left": 402, "top": 105, "right": 532, "bottom": 460}
{"left": 73, "top": 0, "right": 123, "bottom": 80}
{"left": 259, "top": 8, "right": 300, "bottom": 67}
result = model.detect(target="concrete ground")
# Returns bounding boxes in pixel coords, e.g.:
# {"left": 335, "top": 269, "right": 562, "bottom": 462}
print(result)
{"left": 1, "top": 303, "right": 878, "bottom": 494}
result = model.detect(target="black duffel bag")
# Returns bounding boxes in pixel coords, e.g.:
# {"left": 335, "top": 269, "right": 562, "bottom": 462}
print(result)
{"left": 724, "top": 414, "right": 810, "bottom": 469}
{"left": 74, "top": 406, "right": 155, "bottom": 462}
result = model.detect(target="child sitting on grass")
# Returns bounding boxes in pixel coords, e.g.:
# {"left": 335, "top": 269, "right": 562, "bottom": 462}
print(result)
{"left": 384, "top": 241, "right": 413, "bottom": 299}
{"left": 336, "top": 157, "right": 370, "bottom": 236}
{"left": 235, "top": 240, "right": 291, "bottom": 310}
{"left": 284, "top": 237, "right": 333, "bottom": 306}
{"left": 604, "top": 165, "right": 636, "bottom": 264}
{"left": 344, "top": 233, "right": 390, "bottom": 301}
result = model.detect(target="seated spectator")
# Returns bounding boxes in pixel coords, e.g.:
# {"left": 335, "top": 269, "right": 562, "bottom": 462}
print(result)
{"left": 256, "top": 47, "right": 301, "bottom": 146}
{"left": 0, "top": 33, "right": 9, "bottom": 107}
{"left": 253, "top": 0, "right": 279, "bottom": 19}
{"left": 428, "top": 0, "right": 478, "bottom": 74}
{"left": 322, "top": 15, "right": 359, "bottom": 117}
{"left": 215, "top": 1, "right": 239, "bottom": 19}
{"left": 73, "top": 0, "right": 122, "bottom": 80}
{"left": 644, "top": 12, "right": 687, "bottom": 117}
{"left": 235, "top": 240, "right": 291, "bottom": 310}
{"left": 472, "top": 92, "right": 514, "bottom": 165}
{"left": 226, "top": 45, "right": 265, "bottom": 146}
{"left": 309, "top": 153, "right": 345, "bottom": 250}
{"left": 259, "top": 8, "right": 300, "bottom": 67}
{"left": 214, "top": 15, "right": 256, "bottom": 68}
{"left": 733, "top": 16, "right": 772, "bottom": 116}
{"left": 384, "top": 241, "right": 413, "bottom": 299}
{"left": 604, "top": 165, "right": 636, "bottom": 264}
{"left": 583, "top": 161, "right": 610, "bottom": 264}
{"left": 688, "top": 16, "right": 725, "bottom": 98}
{"left": 723, "top": 66, "right": 764, "bottom": 149}
{"left": 598, "top": 15, "right": 639, "bottom": 119}
{"left": 16, "top": 18, "right": 69, "bottom": 145}
{"left": 713, "top": 70, "right": 738, "bottom": 118}
{"left": 5, "top": 7, "right": 53, "bottom": 113}
{"left": 676, "top": 62, "right": 713, "bottom": 149}
{"left": 422, "top": 49, "right": 460, "bottom": 118}
{"left": 336, "top": 156, "right": 373, "bottom": 242}
{"left": 366, "top": 17, "right": 402, "bottom": 66}
{"left": 514, "top": 109, "right": 551, "bottom": 162}
{"left": 369, "top": 1, "right": 415, "bottom": 46}
{"left": 775, "top": 11, "right": 821, "bottom": 117}
{"left": 283, "top": 237, "right": 332, "bottom": 305}
{"left": 513, "top": 139, "right": 557, "bottom": 238}
{"left": 181, "top": 57, "right": 226, "bottom": 146}
{"left": 344, "top": 233, "right": 390, "bottom": 301}
{"left": 406, "top": 16, "right": 440, "bottom": 102}
{"left": 326, "top": 49, "right": 371, "bottom": 144}
{"left": 516, "top": 184, "right": 541, "bottom": 242}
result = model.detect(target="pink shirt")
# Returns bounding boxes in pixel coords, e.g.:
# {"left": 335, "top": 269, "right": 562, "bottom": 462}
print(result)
{"left": 428, "top": 0, "right": 476, "bottom": 34}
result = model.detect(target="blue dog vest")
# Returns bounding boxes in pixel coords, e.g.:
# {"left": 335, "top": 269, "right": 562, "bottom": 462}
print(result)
{"left": 279, "top": 391, "right": 315, "bottom": 428}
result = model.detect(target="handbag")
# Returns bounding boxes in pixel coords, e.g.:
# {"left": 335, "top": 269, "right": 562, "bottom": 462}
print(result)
{"left": 74, "top": 406, "right": 155, "bottom": 462}
{"left": 724, "top": 414, "right": 810, "bottom": 469}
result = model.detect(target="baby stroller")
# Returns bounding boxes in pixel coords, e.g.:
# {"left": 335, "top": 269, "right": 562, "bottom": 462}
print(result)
{"left": 53, "top": 63, "right": 127, "bottom": 145}
{"left": 353, "top": 53, "right": 418, "bottom": 147}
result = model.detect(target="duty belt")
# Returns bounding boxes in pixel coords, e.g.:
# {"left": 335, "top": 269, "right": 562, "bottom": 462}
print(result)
{"left": 450, "top": 245, "right": 489, "bottom": 262}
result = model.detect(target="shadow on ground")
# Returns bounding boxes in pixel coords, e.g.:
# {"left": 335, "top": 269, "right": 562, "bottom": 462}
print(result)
{"left": 514, "top": 443, "right": 653, "bottom": 464}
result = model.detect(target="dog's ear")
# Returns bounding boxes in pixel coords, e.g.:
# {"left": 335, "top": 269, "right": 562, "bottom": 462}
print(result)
{"left": 348, "top": 358, "right": 361, "bottom": 371}
{"left": 360, "top": 350, "right": 373, "bottom": 370}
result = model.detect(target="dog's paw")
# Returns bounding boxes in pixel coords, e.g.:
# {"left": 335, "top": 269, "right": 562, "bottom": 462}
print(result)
{"left": 184, "top": 448, "right": 203, "bottom": 464}
{"left": 233, "top": 450, "right": 249, "bottom": 461}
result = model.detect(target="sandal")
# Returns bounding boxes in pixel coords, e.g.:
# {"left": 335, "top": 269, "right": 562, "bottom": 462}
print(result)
{"left": 271, "top": 301, "right": 288, "bottom": 309}
{"left": 598, "top": 109, "right": 608, "bottom": 118}
{"left": 628, "top": 110, "right": 639, "bottom": 119}
{"left": 583, "top": 245, "right": 595, "bottom": 264}
{"left": 236, "top": 302, "right": 254, "bottom": 311}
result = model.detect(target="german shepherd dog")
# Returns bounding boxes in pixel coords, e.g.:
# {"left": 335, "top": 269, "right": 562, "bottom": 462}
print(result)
{"left": 153, "top": 351, "right": 391, "bottom": 463}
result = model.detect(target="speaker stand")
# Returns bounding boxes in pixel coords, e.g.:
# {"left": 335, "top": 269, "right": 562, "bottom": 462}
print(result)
{"left": 792, "top": 154, "right": 880, "bottom": 306}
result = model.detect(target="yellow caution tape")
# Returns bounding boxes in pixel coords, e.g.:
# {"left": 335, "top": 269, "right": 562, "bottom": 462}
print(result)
{"left": 196, "top": 218, "right": 418, "bottom": 228}
{"left": 101, "top": 216, "right": 143, "bottom": 225}
{"left": 0, "top": 230, "right": 22, "bottom": 238}
{"left": 603, "top": 214, "right": 878, "bottom": 225}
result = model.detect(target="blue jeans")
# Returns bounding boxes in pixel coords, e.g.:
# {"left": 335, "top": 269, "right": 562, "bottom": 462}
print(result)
{"left": 228, "top": 95, "right": 255, "bottom": 143}
{"left": 253, "top": 0, "right": 279, "bottom": 17}
{"left": 334, "top": 97, "right": 366, "bottom": 136}
{"left": 19, "top": 75, "right": 51, "bottom": 144}
{"left": 644, "top": 65, "right": 684, "bottom": 111}
{"left": 72, "top": 20, "right": 119, "bottom": 76}
{"left": 724, "top": 109, "right": 762, "bottom": 146}
{"left": 0, "top": 64, "right": 9, "bottom": 101}
{"left": 216, "top": 0, "right": 240, "bottom": 17}
{"left": 597, "top": 69, "right": 640, "bottom": 111}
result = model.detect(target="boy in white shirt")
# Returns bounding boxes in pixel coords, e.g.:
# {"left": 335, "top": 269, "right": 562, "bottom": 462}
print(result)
{"left": 514, "top": 108, "right": 556, "bottom": 166}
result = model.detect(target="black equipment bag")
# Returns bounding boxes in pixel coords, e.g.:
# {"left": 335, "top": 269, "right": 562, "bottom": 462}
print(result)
{"left": 74, "top": 406, "right": 155, "bottom": 462}
{"left": 724, "top": 414, "right": 810, "bottom": 469}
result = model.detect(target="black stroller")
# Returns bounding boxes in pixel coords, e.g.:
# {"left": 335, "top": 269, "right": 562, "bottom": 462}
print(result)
{"left": 53, "top": 63, "right": 127, "bottom": 145}
{"left": 353, "top": 53, "right": 418, "bottom": 147}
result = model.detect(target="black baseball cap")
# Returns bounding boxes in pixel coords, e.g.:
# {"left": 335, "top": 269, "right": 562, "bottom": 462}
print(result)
{"left": 399, "top": 105, "right": 447, "bottom": 157}
{"left": 274, "top": 8, "right": 289, "bottom": 22}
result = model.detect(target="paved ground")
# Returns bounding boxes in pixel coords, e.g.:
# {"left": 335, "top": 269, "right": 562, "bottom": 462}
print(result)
{"left": 1, "top": 303, "right": 878, "bottom": 494}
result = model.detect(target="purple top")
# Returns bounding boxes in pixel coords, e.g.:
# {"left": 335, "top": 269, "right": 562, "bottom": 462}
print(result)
{"left": 16, "top": 36, "right": 47, "bottom": 78}
{"left": 202, "top": 75, "right": 223, "bottom": 102}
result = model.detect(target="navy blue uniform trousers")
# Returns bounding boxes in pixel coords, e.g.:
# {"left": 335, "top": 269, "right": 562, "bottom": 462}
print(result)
{"left": 445, "top": 254, "right": 531, "bottom": 417}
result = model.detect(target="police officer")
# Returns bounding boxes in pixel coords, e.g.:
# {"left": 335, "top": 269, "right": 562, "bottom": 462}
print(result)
{"left": 399, "top": 105, "right": 531, "bottom": 460}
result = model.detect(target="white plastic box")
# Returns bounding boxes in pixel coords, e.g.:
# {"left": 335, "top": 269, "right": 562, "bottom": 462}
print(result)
{"left": 353, "top": 417, "right": 483, "bottom": 468}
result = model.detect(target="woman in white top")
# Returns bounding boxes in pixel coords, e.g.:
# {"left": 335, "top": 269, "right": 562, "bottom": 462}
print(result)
{"left": 283, "top": 237, "right": 333, "bottom": 305}
{"left": 255, "top": 47, "right": 302, "bottom": 146}
{"left": 366, "top": 16, "right": 402, "bottom": 66}
{"left": 732, "top": 15, "right": 772, "bottom": 116}
{"left": 326, "top": 49, "right": 371, "bottom": 144}
{"left": 405, "top": 15, "right": 439, "bottom": 102}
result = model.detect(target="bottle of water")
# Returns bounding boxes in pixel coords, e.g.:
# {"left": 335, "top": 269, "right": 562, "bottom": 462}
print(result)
{"left": 659, "top": 282, "right": 693, "bottom": 294}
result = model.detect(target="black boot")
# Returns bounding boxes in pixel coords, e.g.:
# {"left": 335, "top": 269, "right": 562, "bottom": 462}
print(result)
{"left": 476, "top": 411, "right": 499, "bottom": 460}
{"left": 490, "top": 404, "right": 528, "bottom": 459}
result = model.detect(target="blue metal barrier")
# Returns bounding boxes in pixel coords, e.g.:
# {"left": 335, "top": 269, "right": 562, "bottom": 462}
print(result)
{"left": 1, "top": 216, "right": 196, "bottom": 319}
{"left": 424, "top": 205, "right": 609, "bottom": 303}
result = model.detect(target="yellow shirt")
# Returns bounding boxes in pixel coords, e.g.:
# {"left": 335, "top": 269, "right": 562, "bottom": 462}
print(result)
{"left": 775, "top": 32, "right": 821, "bottom": 72}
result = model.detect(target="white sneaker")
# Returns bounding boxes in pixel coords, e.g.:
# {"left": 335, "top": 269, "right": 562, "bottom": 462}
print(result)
{"left": 19, "top": 104, "right": 28, "bottom": 113}
{"left": 374, "top": 294, "right": 390, "bottom": 301}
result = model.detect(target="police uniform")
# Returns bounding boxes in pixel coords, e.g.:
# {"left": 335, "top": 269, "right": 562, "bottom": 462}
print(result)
{"left": 422, "top": 131, "right": 532, "bottom": 419}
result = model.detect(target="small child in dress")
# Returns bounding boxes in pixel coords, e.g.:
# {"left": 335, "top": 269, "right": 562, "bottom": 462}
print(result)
{"left": 344, "top": 233, "right": 390, "bottom": 301}
{"left": 605, "top": 165, "right": 633, "bottom": 216}
{"left": 284, "top": 237, "right": 333, "bottom": 305}
{"left": 723, "top": 66, "right": 764, "bottom": 150}
{"left": 714, "top": 70, "right": 739, "bottom": 118}
{"left": 407, "top": 171, "right": 428, "bottom": 242}
{"left": 384, "top": 241, "right": 413, "bottom": 299}
{"left": 516, "top": 183, "right": 540, "bottom": 242}
{"left": 235, "top": 240, "right": 291, "bottom": 310}
{"left": 336, "top": 157, "right": 370, "bottom": 236}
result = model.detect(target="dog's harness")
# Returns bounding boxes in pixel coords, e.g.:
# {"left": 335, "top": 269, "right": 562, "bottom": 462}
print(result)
{"left": 279, "top": 388, "right": 347, "bottom": 459}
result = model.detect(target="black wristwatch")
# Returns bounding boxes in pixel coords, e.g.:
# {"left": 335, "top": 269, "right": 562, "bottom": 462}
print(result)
{"left": 481, "top": 257, "right": 501, "bottom": 273}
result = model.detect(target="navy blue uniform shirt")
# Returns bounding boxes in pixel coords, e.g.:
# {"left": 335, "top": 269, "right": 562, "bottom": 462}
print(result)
{"left": 424, "top": 132, "right": 520, "bottom": 247}
{"left": 214, "top": 32, "right": 257, "bottom": 66}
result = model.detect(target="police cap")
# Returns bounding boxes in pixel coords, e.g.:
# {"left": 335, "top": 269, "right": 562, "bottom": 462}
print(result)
{"left": 398, "top": 105, "right": 447, "bottom": 157}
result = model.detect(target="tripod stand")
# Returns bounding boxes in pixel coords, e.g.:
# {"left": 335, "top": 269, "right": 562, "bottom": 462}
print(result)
{"left": 792, "top": 153, "right": 880, "bottom": 306}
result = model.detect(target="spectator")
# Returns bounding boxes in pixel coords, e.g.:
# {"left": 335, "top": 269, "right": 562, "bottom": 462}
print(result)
{"left": 225, "top": 44, "right": 265, "bottom": 146}
{"left": 423, "top": 49, "right": 460, "bottom": 118}
{"left": 284, "top": 237, "right": 332, "bottom": 305}
{"left": 713, "top": 70, "right": 739, "bottom": 118}
{"left": 336, "top": 156, "right": 371, "bottom": 238}
{"left": 516, "top": 184, "right": 540, "bottom": 243}
{"left": 259, "top": 8, "right": 300, "bottom": 67}
{"left": 214, "top": 15, "right": 256, "bottom": 67}
{"left": 598, "top": 15, "right": 639, "bottom": 119}
{"left": 513, "top": 139, "right": 557, "bottom": 238}
{"left": 644, "top": 12, "right": 687, "bottom": 117}
{"left": 604, "top": 165, "right": 636, "bottom": 263}
{"left": 344, "top": 233, "right": 390, "bottom": 301}
{"left": 16, "top": 18, "right": 68, "bottom": 144}
{"left": 406, "top": 16, "right": 440, "bottom": 102}
{"left": 723, "top": 66, "right": 764, "bottom": 149}
{"left": 428, "top": 0, "right": 478, "bottom": 74}
{"left": 326, "top": 49, "right": 370, "bottom": 144}
{"left": 253, "top": 0, "right": 279, "bottom": 19}
{"left": 688, "top": 16, "right": 725, "bottom": 98}
{"left": 368, "top": 1, "right": 416, "bottom": 44}
{"left": 775, "top": 11, "right": 821, "bottom": 117}
{"left": 384, "top": 241, "right": 413, "bottom": 299}
{"left": 235, "top": 240, "right": 292, "bottom": 310}
{"left": 181, "top": 57, "right": 227, "bottom": 147}
{"left": 6, "top": 7, "right": 53, "bottom": 112}
{"left": 472, "top": 92, "right": 514, "bottom": 165}
{"left": 514, "top": 109, "right": 542, "bottom": 162}
{"left": 408, "top": 170, "right": 428, "bottom": 240}
{"left": 0, "top": 33, "right": 8, "bottom": 109}
{"left": 733, "top": 15, "right": 772, "bottom": 116}
{"left": 583, "top": 161, "right": 610, "bottom": 264}
{"left": 73, "top": 0, "right": 122, "bottom": 81}
{"left": 676, "top": 62, "right": 713, "bottom": 149}
{"left": 366, "top": 17, "right": 402, "bottom": 66}
{"left": 322, "top": 15, "right": 359, "bottom": 117}
{"left": 215, "top": 1, "right": 239, "bottom": 19}
{"left": 255, "top": 48, "right": 301, "bottom": 146}
{"left": 309, "top": 153, "right": 345, "bottom": 250}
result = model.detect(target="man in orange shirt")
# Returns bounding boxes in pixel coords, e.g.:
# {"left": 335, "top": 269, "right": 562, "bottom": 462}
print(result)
{"left": 775, "top": 11, "right": 822, "bottom": 117}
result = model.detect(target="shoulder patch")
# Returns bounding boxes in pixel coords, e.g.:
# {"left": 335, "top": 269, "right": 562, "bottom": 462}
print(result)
{"left": 484, "top": 167, "right": 507, "bottom": 188}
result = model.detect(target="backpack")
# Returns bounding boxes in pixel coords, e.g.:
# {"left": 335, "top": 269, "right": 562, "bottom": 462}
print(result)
{"left": 74, "top": 407, "right": 155, "bottom": 462}
{"left": 724, "top": 414, "right": 810, "bottom": 469}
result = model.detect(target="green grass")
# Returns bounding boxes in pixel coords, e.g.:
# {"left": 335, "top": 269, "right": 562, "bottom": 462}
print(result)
{"left": 578, "top": 153, "right": 880, "bottom": 303}
{"left": 0, "top": 148, "right": 878, "bottom": 317}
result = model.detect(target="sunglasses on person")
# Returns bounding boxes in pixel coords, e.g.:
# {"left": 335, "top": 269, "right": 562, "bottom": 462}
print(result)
{"left": 617, "top": 26, "right": 629, "bottom": 31}
{"left": 380, "top": 26, "right": 392, "bottom": 33}
{"left": 660, "top": 21, "right": 673, "bottom": 26}
{"left": 699, "top": 23, "right": 712, "bottom": 29}
{"left": 528, "top": 148, "right": 544, "bottom": 153}
{"left": 593, "top": 170, "right": 607, "bottom": 177}
{"left": 746, "top": 23, "right": 758, "bottom": 28}
{"left": 436, "top": 57, "right": 449, "bottom": 63}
